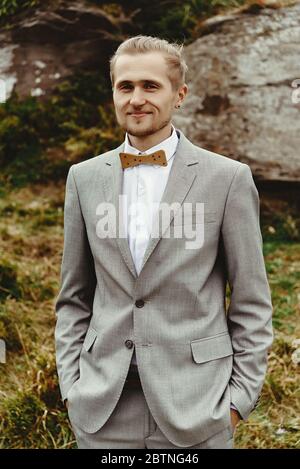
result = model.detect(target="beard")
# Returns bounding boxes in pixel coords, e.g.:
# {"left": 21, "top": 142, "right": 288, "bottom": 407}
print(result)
{"left": 117, "top": 114, "right": 171, "bottom": 137}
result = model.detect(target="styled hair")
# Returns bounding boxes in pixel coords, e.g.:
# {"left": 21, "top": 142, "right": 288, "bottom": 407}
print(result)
{"left": 109, "top": 35, "right": 188, "bottom": 90}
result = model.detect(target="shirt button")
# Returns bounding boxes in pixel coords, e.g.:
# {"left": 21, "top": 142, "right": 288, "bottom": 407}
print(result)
{"left": 125, "top": 339, "right": 134, "bottom": 349}
{"left": 135, "top": 299, "right": 145, "bottom": 308}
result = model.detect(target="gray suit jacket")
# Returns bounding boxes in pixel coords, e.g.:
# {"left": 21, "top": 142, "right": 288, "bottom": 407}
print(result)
{"left": 54, "top": 128, "right": 273, "bottom": 447}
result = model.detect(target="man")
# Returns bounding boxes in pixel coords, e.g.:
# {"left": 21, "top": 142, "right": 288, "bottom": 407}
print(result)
{"left": 54, "top": 35, "right": 273, "bottom": 449}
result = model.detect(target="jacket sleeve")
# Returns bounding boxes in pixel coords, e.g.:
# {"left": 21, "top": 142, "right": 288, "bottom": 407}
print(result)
{"left": 54, "top": 165, "right": 97, "bottom": 402}
{"left": 221, "top": 163, "right": 274, "bottom": 420}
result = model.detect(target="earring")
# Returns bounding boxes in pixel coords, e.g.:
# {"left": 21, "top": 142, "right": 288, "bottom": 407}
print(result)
{"left": 176, "top": 104, "right": 181, "bottom": 109}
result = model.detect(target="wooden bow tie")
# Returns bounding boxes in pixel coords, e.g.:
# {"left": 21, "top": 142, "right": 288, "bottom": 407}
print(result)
{"left": 119, "top": 150, "right": 167, "bottom": 169}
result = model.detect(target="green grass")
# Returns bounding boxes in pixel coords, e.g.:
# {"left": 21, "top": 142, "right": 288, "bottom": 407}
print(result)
{"left": 0, "top": 183, "right": 76, "bottom": 448}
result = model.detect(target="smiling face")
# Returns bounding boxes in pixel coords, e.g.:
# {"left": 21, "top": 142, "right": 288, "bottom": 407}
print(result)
{"left": 112, "top": 52, "right": 187, "bottom": 147}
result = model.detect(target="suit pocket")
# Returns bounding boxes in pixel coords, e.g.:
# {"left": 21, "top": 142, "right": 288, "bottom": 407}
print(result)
{"left": 190, "top": 331, "right": 233, "bottom": 364}
{"left": 82, "top": 327, "right": 97, "bottom": 352}
{"left": 66, "top": 378, "right": 79, "bottom": 401}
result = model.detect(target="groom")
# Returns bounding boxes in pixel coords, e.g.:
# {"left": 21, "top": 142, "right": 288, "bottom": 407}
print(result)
{"left": 54, "top": 35, "right": 273, "bottom": 449}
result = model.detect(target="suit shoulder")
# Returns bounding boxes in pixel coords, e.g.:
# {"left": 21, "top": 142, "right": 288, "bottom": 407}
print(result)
{"left": 186, "top": 143, "right": 255, "bottom": 192}
{"left": 70, "top": 147, "right": 121, "bottom": 174}
{"left": 194, "top": 145, "right": 246, "bottom": 171}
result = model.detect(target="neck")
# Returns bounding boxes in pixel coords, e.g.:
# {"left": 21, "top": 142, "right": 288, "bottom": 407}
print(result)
{"left": 127, "top": 122, "right": 172, "bottom": 152}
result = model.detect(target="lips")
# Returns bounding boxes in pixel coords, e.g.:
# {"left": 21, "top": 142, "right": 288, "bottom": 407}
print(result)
{"left": 128, "top": 112, "right": 151, "bottom": 117}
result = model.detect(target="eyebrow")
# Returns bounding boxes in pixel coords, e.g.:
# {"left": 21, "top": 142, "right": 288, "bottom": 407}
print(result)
{"left": 115, "top": 79, "right": 162, "bottom": 88}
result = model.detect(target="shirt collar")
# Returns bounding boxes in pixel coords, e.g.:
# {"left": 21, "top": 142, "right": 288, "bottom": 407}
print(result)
{"left": 124, "top": 124, "right": 178, "bottom": 165}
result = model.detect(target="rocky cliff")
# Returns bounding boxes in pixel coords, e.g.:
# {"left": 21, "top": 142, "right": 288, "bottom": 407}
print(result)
{"left": 0, "top": 0, "right": 299, "bottom": 182}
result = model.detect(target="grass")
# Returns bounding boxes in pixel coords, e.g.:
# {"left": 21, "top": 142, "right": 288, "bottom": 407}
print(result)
{"left": 233, "top": 242, "right": 300, "bottom": 448}
{"left": 0, "top": 182, "right": 76, "bottom": 448}
{"left": 0, "top": 182, "right": 299, "bottom": 448}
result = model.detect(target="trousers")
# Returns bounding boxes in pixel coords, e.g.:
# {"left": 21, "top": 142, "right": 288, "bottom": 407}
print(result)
{"left": 68, "top": 364, "right": 234, "bottom": 449}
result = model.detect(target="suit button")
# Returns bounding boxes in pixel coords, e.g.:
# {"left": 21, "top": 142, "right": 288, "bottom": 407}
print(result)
{"left": 135, "top": 299, "right": 145, "bottom": 308}
{"left": 125, "top": 339, "right": 134, "bottom": 349}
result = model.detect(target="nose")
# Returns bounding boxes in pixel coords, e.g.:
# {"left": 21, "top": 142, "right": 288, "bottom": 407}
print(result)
{"left": 129, "top": 87, "right": 146, "bottom": 106}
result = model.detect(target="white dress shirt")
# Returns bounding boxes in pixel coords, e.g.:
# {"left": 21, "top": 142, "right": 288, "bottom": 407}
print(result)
{"left": 121, "top": 124, "right": 179, "bottom": 364}
{"left": 122, "top": 124, "right": 179, "bottom": 276}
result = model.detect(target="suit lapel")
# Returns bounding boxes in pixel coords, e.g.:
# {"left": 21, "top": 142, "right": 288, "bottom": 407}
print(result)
{"left": 101, "top": 129, "right": 199, "bottom": 278}
{"left": 139, "top": 130, "right": 199, "bottom": 273}
{"left": 102, "top": 141, "right": 139, "bottom": 279}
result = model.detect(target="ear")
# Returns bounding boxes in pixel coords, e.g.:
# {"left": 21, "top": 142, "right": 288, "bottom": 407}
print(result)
{"left": 176, "top": 84, "right": 188, "bottom": 107}
{"left": 179, "top": 83, "right": 188, "bottom": 98}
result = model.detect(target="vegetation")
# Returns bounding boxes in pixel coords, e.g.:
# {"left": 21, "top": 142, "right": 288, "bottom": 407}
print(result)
{"left": 88, "top": 0, "right": 248, "bottom": 44}
{"left": 0, "top": 0, "right": 39, "bottom": 22}
{"left": 0, "top": 184, "right": 76, "bottom": 448}
{"left": 0, "top": 71, "right": 123, "bottom": 189}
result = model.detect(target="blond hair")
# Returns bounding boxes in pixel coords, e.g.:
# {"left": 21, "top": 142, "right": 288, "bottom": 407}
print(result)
{"left": 109, "top": 35, "right": 188, "bottom": 90}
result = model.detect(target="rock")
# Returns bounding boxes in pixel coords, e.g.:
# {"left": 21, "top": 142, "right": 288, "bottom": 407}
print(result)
{"left": 0, "top": 0, "right": 134, "bottom": 100}
{"left": 173, "top": 3, "right": 300, "bottom": 182}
